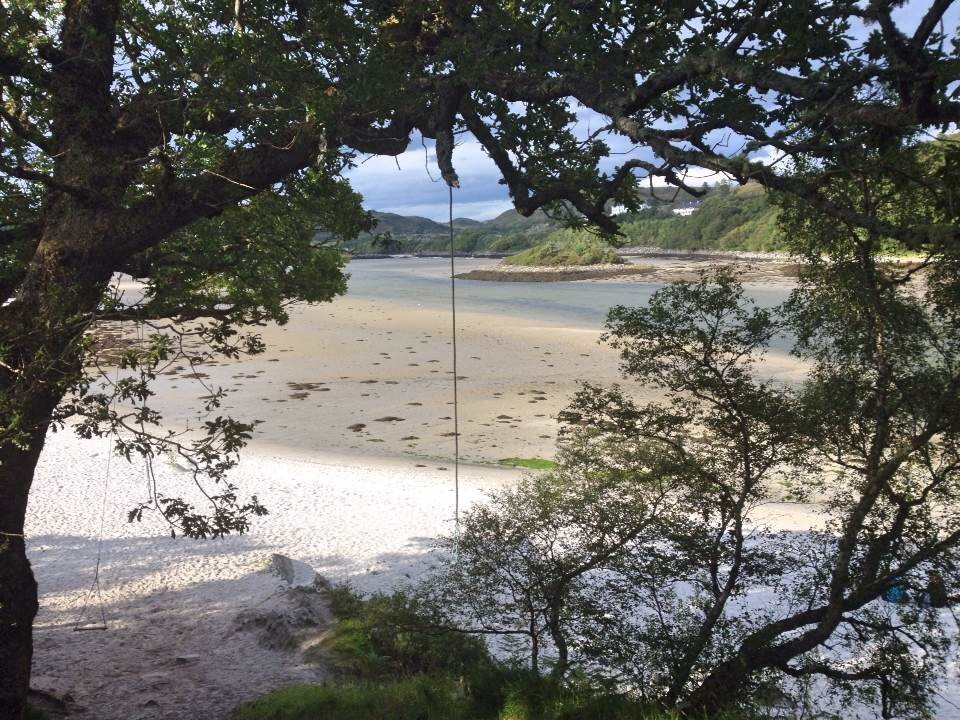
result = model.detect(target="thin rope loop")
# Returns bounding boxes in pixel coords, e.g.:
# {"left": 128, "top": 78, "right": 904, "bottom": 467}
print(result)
{"left": 449, "top": 184, "right": 461, "bottom": 560}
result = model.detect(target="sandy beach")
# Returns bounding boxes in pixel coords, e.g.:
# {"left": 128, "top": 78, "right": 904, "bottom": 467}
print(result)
{"left": 23, "top": 257, "right": 834, "bottom": 719}
{"left": 137, "top": 258, "right": 808, "bottom": 467}
{"left": 26, "top": 433, "right": 517, "bottom": 719}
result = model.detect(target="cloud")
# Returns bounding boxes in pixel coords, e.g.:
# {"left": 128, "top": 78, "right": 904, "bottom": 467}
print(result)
{"left": 344, "top": 134, "right": 509, "bottom": 221}
{"left": 377, "top": 198, "right": 516, "bottom": 221}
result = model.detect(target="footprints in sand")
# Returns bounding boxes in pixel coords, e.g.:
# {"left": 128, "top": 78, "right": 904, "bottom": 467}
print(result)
{"left": 153, "top": 308, "right": 599, "bottom": 462}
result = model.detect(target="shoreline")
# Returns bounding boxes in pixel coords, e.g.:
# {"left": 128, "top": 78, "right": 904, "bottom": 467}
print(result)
{"left": 455, "top": 264, "right": 655, "bottom": 282}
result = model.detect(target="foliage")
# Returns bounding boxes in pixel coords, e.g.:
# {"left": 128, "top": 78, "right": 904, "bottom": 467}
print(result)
{"left": 314, "top": 585, "right": 497, "bottom": 684}
{"left": 3, "top": 0, "right": 960, "bottom": 715}
{"left": 238, "top": 588, "right": 686, "bottom": 720}
{"left": 229, "top": 677, "right": 693, "bottom": 720}
{"left": 504, "top": 234, "right": 625, "bottom": 267}
{"left": 23, "top": 706, "right": 48, "bottom": 720}
{"left": 496, "top": 457, "right": 558, "bottom": 470}
{"left": 426, "top": 138, "right": 960, "bottom": 718}
{"left": 428, "top": 435, "right": 676, "bottom": 676}
{"left": 619, "top": 185, "right": 783, "bottom": 252}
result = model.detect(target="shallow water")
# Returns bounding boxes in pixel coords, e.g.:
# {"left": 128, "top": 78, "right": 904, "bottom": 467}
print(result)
{"left": 345, "top": 257, "right": 792, "bottom": 330}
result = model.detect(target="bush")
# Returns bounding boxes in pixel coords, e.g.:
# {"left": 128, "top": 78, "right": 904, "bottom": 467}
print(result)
{"left": 25, "top": 706, "right": 50, "bottom": 720}
{"left": 504, "top": 234, "right": 624, "bottom": 266}
{"left": 230, "top": 674, "right": 684, "bottom": 720}
{"left": 496, "top": 673, "right": 666, "bottom": 720}
{"left": 238, "top": 586, "right": 730, "bottom": 720}
{"left": 314, "top": 585, "right": 496, "bottom": 683}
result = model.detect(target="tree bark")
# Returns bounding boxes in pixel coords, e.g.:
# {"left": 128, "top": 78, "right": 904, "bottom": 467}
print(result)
{"left": 0, "top": 202, "right": 114, "bottom": 716}
{"left": 0, "top": 428, "right": 46, "bottom": 720}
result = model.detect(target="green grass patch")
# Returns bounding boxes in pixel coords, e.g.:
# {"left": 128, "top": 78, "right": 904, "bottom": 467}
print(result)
{"left": 497, "top": 457, "right": 558, "bottom": 470}
{"left": 230, "top": 677, "right": 472, "bottom": 720}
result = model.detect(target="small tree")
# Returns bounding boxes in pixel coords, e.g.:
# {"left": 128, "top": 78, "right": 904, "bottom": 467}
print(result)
{"left": 430, "top": 140, "right": 960, "bottom": 717}
{"left": 430, "top": 432, "right": 682, "bottom": 676}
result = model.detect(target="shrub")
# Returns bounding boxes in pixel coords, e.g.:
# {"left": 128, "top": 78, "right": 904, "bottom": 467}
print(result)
{"left": 504, "top": 234, "right": 624, "bottom": 266}
{"left": 314, "top": 586, "right": 496, "bottom": 683}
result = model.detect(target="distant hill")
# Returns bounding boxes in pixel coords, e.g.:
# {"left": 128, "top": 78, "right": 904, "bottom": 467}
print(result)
{"left": 342, "top": 183, "right": 779, "bottom": 255}
{"left": 369, "top": 212, "right": 448, "bottom": 236}
{"left": 484, "top": 208, "right": 558, "bottom": 232}
{"left": 617, "top": 183, "right": 782, "bottom": 252}
{"left": 348, "top": 208, "right": 565, "bottom": 254}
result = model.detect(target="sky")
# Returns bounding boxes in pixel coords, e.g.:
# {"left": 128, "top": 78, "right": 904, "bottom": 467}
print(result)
{"left": 343, "top": 1, "right": 958, "bottom": 222}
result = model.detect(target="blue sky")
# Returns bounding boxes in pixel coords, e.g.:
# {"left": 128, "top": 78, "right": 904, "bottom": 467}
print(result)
{"left": 343, "top": 1, "right": 958, "bottom": 221}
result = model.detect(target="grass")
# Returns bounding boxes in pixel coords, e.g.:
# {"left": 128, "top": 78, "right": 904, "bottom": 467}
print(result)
{"left": 504, "top": 236, "right": 624, "bottom": 267}
{"left": 230, "top": 677, "right": 686, "bottom": 720}
{"left": 497, "top": 457, "right": 558, "bottom": 470}
{"left": 230, "top": 678, "right": 472, "bottom": 720}
{"left": 234, "top": 586, "right": 750, "bottom": 720}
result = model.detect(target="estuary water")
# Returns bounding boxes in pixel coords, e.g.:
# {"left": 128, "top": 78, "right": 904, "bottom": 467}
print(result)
{"left": 345, "top": 256, "right": 794, "bottom": 330}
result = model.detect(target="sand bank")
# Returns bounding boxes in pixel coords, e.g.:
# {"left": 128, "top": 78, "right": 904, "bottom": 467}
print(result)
{"left": 138, "top": 291, "right": 807, "bottom": 467}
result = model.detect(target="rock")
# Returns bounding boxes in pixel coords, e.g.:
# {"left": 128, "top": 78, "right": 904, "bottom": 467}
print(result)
{"left": 233, "top": 585, "right": 332, "bottom": 652}
{"left": 174, "top": 654, "right": 201, "bottom": 665}
{"left": 141, "top": 672, "right": 171, "bottom": 687}
{"left": 268, "top": 553, "right": 318, "bottom": 588}
{"left": 29, "top": 675, "right": 59, "bottom": 691}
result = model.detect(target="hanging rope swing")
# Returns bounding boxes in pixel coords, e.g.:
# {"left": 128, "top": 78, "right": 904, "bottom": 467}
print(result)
{"left": 74, "top": 320, "right": 125, "bottom": 632}
{"left": 448, "top": 183, "right": 461, "bottom": 546}
{"left": 437, "top": 126, "right": 462, "bottom": 548}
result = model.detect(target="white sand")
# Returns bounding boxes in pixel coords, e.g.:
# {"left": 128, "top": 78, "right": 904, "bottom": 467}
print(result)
{"left": 26, "top": 430, "right": 516, "bottom": 719}
{"left": 25, "top": 430, "right": 960, "bottom": 719}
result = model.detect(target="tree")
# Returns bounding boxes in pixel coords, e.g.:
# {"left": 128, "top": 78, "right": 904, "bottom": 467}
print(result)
{"left": 0, "top": 2, "right": 438, "bottom": 714}
{"left": 429, "top": 433, "right": 682, "bottom": 676}
{"left": 428, "top": 139, "right": 960, "bottom": 717}
{"left": 2, "top": 1, "right": 958, "bottom": 716}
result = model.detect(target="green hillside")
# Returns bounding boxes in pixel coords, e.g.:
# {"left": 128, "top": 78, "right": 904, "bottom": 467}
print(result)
{"left": 618, "top": 183, "right": 783, "bottom": 251}
{"left": 344, "top": 183, "right": 781, "bottom": 255}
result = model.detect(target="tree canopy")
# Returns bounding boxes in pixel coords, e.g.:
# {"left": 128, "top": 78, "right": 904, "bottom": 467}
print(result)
{"left": 2, "top": 1, "right": 959, "bottom": 718}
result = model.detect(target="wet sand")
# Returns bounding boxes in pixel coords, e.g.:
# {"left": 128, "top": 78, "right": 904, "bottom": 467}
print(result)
{"left": 142, "top": 285, "right": 808, "bottom": 467}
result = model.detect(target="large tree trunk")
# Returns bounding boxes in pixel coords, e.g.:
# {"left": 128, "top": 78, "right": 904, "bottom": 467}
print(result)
{"left": 0, "top": 206, "right": 115, "bottom": 717}
{"left": 0, "top": 429, "right": 47, "bottom": 719}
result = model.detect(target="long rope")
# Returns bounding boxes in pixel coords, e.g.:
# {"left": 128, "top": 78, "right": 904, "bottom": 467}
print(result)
{"left": 448, "top": 184, "right": 460, "bottom": 550}
{"left": 73, "top": 440, "right": 111, "bottom": 631}
{"left": 74, "top": 322, "right": 123, "bottom": 631}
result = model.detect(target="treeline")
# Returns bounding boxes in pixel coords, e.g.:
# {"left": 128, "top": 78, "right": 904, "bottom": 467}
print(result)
{"left": 346, "top": 183, "right": 782, "bottom": 256}
{"left": 346, "top": 224, "right": 554, "bottom": 255}
{"left": 614, "top": 183, "right": 782, "bottom": 252}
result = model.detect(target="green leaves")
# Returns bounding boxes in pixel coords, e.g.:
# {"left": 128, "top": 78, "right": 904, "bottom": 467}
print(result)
{"left": 137, "top": 168, "right": 364, "bottom": 328}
